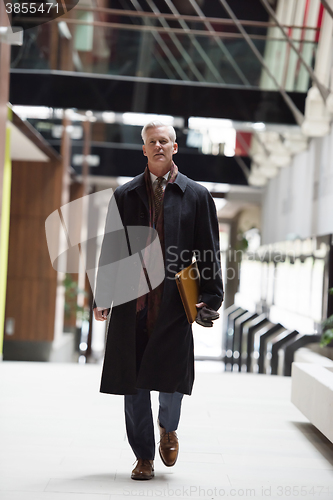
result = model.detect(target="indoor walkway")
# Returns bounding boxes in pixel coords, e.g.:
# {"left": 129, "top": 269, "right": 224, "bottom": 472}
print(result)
{"left": 0, "top": 361, "right": 333, "bottom": 500}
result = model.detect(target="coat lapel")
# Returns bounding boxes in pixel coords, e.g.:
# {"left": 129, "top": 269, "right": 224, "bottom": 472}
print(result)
{"left": 163, "top": 172, "right": 188, "bottom": 270}
{"left": 128, "top": 172, "right": 149, "bottom": 213}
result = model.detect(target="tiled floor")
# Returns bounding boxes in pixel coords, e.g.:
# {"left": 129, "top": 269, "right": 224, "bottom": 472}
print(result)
{"left": 1, "top": 361, "right": 333, "bottom": 500}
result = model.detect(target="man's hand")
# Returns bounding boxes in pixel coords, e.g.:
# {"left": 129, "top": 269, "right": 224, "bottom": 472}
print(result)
{"left": 195, "top": 302, "right": 219, "bottom": 327}
{"left": 94, "top": 307, "right": 109, "bottom": 321}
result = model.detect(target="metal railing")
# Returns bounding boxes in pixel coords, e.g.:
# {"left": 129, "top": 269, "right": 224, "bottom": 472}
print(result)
{"left": 10, "top": 5, "right": 319, "bottom": 93}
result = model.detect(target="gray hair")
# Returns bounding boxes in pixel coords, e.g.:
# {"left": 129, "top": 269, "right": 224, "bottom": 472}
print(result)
{"left": 141, "top": 121, "right": 176, "bottom": 144}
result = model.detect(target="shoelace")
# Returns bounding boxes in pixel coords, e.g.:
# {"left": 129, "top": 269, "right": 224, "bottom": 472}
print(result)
{"left": 133, "top": 459, "right": 152, "bottom": 467}
{"left": 160, "top": 431, "right": 177, "bottom": 443}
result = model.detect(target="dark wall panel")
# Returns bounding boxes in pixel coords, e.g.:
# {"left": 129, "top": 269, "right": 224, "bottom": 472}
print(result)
{"left": 10, "top": 73, "right": 306, "bottom": 125}
{"left": 70, "top": 144, "right": 249, "bottom": 185}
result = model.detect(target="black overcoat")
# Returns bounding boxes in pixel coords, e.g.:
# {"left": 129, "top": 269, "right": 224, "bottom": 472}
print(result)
{"left": 99, "top": 170, "right": 223, "bottom": 396}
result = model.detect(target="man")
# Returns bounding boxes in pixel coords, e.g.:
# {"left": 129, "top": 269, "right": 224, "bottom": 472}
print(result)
{"left": 94, "top": 121, "right": 223, "bottom": 480}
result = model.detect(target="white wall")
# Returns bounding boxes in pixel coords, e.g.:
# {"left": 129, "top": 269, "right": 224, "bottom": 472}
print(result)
{"left": 262, "top": 127, "right": 333, "bottom": 244}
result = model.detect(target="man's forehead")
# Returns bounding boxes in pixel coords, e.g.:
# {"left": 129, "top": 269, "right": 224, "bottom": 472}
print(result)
{"left": 146, "top": 126, "right": 170, "bottom": 139}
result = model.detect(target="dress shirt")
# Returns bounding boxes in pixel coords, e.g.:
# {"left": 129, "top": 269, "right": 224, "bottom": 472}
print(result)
{"left": 150, "top": 171, "right": 170, "bottom": 193}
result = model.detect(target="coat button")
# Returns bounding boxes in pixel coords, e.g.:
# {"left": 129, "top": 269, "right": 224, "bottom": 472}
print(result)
{"left": 140, "top": 212, "right": 145, "bottom": 218}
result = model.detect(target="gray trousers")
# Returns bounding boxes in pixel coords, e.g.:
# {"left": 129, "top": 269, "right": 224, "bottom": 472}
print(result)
{"left": 125, "top": 306, "right": 184, "bottom": 459}
{"left": 125, "top": 389, "right": 184, "bottom": 460}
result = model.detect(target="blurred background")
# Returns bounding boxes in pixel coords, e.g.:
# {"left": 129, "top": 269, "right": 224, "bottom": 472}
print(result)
{"left": 1, "top": 0, "right": 333, "bottom": 381}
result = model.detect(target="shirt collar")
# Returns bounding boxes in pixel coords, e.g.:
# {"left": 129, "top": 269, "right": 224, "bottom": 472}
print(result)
{"left": 150, "top": 170, "right": 170, "bottom": 185}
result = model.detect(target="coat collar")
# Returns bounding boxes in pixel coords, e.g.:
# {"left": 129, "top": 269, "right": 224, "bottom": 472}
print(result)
{"left": 128, "top": 172, "right": 146, "bottom": 192}
{"left": 173, "top": 171, "right": 187, "bottom": 193}
{"left": 128, "top": 169, "right": 187, "bottom": 193}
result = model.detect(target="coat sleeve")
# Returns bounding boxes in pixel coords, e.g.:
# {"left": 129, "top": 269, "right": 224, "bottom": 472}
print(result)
{"left": 193, "top": 188, "right": 224, "bottom": 311}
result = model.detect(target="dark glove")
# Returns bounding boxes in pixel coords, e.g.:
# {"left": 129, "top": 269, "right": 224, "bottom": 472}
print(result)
{"left": 195, "top": 306, "right": 220, "bottom": 327}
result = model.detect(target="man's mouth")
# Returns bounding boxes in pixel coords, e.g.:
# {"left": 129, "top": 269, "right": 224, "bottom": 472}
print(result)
{"left": 154, "top": 153, "right": 164, "bottom": 157}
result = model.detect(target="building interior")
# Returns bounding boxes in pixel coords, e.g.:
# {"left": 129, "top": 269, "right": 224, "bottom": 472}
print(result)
{"left": 1, "top": 0, "right": 333, "bottom": 498}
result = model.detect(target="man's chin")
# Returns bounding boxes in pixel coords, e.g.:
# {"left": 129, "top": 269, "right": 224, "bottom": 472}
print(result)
{"left": 152, "top": 157, "right": 167, "bottom": 164}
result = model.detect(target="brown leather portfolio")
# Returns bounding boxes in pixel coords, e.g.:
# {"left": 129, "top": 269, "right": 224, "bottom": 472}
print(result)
{"left": 175, "top": 261, "right": 200, "bottom": 324}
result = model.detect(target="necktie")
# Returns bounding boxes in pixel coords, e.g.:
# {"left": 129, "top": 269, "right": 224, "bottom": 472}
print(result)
{"left": 154, "top": 176, "right": 164, "bottom": 225}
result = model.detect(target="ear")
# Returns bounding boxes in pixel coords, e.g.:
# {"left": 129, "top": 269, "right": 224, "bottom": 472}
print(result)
{"left": 142, "top": 145, "right": 147, "bottom": 156}
{"left": 173, "top": 142, "right": 178, "bottom": 155}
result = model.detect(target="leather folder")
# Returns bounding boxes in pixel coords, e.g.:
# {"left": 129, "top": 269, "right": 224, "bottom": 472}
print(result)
{"left": 175, "top": 261, "right": 200, "bottom": 324}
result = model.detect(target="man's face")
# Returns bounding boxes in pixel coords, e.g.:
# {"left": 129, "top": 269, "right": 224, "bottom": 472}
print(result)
{"left": 142, "top": 126, "right": 178, "bottom": 171}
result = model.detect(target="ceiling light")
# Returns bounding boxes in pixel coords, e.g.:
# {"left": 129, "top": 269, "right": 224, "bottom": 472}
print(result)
{"left": 52, "top": 124, "right": 83, "bottom": 139}
{"left": 72, "top": 154, "right": 100, "bottom": 167}
{"left": 224, "top": 145, "right": 235, "bottom": 157}
{"left": 65, "top": 109, "right": 86, "bottom": 121}
{"left": 122, "top": 113, "right": 177, "bottom": 126}
{"left": 188, "top": 117, "right": 233, "bottom": 130}
{"left": 12, "top": 105, "right": 53, "bottom": 120}
{"left": 252, "top": 122, "right": 266, "bottom": 131}
{"left": 102, "top": 112, "right": 116, "bottom": 123}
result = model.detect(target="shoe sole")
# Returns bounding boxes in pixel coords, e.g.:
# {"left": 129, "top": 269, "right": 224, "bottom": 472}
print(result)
{"left": 131, "top": 472, "right": 154, "bottom": 480}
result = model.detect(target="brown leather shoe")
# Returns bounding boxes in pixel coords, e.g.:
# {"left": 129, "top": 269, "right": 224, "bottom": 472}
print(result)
{"left": 131, "top": 459, "right": 154, "bottom": 480}
{"left": 157, "top": 419, "right": 179, "bottom": 467}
